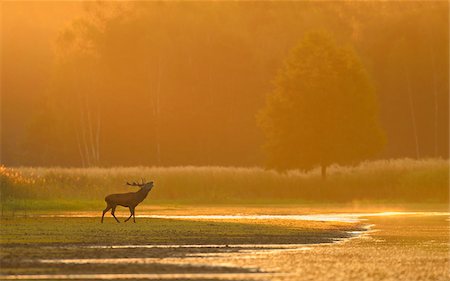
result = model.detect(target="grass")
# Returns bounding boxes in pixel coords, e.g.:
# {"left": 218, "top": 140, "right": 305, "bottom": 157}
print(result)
{"left": 0, "top": 216, "right": 360, "bottom": 245}
{"left": 0, "top": 158, "right": 448, "bottom": 213}
{"left": 0, "top": 212, "right": 363, "bottom": 276}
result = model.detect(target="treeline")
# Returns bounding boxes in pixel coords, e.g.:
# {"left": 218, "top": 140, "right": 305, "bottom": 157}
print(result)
{"left": 3, "top": 1, "right": 448, "bottom": 167}
{"left": 0, "top": 159, "right": 448, "bottom": 210}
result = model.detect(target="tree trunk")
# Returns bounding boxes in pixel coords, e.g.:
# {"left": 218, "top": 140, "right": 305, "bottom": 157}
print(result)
{"left": 321, "top": 165, "right": 327, "bottom": 180}
{"left": 430, "top": 44, "right": 439, "bottom": 157}
{"left": 405, "top": 68, "right": 420, "bottom": 159}
{"left": 155, "top": 56, "right": 162, "bottom": 165}
{"left": 79, "top": 107, "right": 91, "bottom": 167}
{"left": 75, "top": 126, "right": 86, "bottom": 167}
{"left": 95, "top": 111, "right": 101, "bottom": 164}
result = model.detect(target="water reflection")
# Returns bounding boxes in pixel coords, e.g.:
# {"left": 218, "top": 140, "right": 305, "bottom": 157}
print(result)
{"left": 30, "top": 211, "right": 450, "bottom": 222}
{"left": 4, "top": 212, "right": 448, "bottom": 280}
{"left": 1, "top": 272, "right": 284, "bottom": 280}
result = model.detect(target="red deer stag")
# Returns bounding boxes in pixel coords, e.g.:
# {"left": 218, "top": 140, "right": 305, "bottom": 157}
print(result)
{"left": 101, "top": 180, "right": 154, "bottom": 223}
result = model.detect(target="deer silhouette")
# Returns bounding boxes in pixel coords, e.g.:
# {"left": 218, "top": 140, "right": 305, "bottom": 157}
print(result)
{"left": 101, "top": 180, "right": 154, "bottom": 223}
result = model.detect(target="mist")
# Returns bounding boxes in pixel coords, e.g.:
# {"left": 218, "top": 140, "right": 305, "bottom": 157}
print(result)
{"left": 1, "top": 1, "right": 448, "bottom": 167}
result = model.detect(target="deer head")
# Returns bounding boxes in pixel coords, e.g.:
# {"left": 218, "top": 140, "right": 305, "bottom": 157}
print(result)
{"left": 127, "top": 179, "right": 154, "bottom": 192}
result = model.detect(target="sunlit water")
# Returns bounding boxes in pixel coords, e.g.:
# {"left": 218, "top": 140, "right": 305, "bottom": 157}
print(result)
{"left": 31, "top": 211, "right": 449, "bottom": 222}
{"left": 3, "top": 212, "right": 449, "bottom": 280}
{"left": 1, "top": 273, "right": 285, "bottom": 280}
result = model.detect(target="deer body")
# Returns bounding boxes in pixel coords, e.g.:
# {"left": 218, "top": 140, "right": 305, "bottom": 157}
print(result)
{"left": 101, "top": 180, "right": 154, "bottom": 223}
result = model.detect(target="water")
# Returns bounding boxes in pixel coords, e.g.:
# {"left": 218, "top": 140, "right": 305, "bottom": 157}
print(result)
{"left": 3, "top": 212, "right": 449, "bottom": 281}
{"left": 31, "top": 211, "right": 450, "bottom": 222}
{"left": 0, "top": 273, "right": 282, "bottom": 280}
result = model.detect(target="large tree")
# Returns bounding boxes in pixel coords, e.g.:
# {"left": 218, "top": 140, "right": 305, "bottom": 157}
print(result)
{"left": 258, "top": 31, "right": 384, "bottom": 178}
{"left": 5, "top": 2, "right": 446, "bottom": 167}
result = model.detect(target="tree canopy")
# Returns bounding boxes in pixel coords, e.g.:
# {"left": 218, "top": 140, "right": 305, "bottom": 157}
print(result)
{"left": 1, "top": 1, "right": 447, "bottom": 167}
{"left": 258, "top": 32, "right": 385, "bottom": 177}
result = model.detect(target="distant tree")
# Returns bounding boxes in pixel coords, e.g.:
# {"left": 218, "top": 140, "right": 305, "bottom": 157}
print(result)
{"left": 258, "top": 31, "right": 384, "bottom": 178}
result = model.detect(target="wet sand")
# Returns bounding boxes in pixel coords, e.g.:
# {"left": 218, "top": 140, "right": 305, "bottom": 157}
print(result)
{"left": 0, "top": 211, "right": 448, "bottom": 280}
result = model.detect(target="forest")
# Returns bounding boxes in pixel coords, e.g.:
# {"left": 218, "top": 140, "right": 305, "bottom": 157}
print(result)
{"left": 1, "top": 1, "right": 448, "bottom": 167}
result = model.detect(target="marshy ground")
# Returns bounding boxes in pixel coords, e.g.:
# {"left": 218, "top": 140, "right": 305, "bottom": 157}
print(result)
{"left": 0, "top": 207, "right": 448, "bottom": 280}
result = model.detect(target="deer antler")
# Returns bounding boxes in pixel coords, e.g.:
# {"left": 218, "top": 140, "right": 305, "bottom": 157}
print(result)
{"left": 127, "top": 181, "right": 143, "bottom": 187}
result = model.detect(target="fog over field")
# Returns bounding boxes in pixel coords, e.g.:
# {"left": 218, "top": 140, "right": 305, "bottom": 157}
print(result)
{"left": 0, "top": 2, "right": 448, "bottom": 281}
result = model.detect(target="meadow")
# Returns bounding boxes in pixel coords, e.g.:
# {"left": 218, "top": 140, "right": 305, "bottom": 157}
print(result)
{"left": 1, "top": 159, "right": 448, "bottom": 280}
{"left": 0, "top": 158, "right": 448, "bottom": 213}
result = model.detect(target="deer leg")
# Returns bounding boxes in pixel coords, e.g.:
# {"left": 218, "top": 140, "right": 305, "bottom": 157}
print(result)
{"left": 111, "top": 206, "right": 120, "bottom": 223}
{"left": 101, "top": 205, "right": 112, "bottom": 223}
{"left": 124, "top": 207, "right": 133, "bottom": 222}
{"left": 132, "top": 208, "right": 136, "bottom": 223}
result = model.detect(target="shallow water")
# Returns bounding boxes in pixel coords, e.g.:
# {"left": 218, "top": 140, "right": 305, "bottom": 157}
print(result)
{"left": 0, "top": 272, "right": 280, "bottom": 280}
{"left": 85, "top": 244, "right": 314, "bottom": 249}
{"left": 2, "top": 212, "right": 449, "bottom": 280}
{"left": 32, "top": 211, "right": 449, "bottom": 222}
